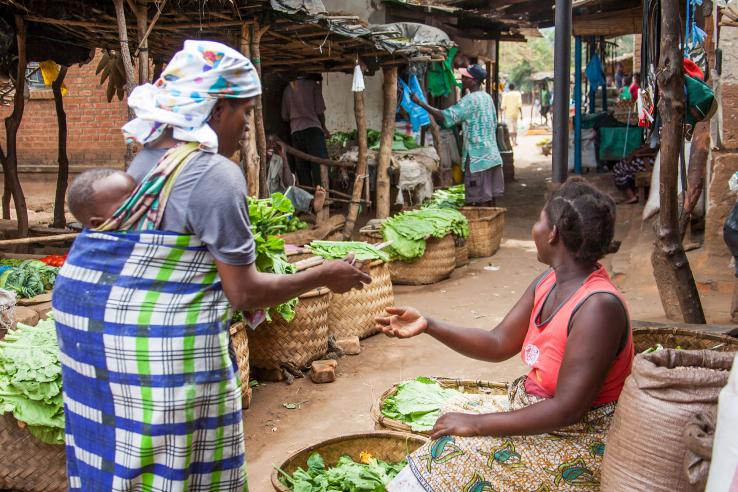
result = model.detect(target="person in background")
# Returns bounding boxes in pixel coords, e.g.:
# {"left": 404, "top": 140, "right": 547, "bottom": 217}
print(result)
{"left": 381, "top": 178, "right": 632, "bottom": 491}
{"left": 411, "top": 64, "right": 503, "bottom": 206}
{"left": 612, "top": 144, "right": 656, "bottom": 204}
{"left": 614, "top": 62, "right": 626, "bottom": 89}
{"left": 629, "top": 72, "right": 641, "bottom": 102}
{"left": 540, "top": 86, "right": 551, "bottom": 126}
{"left": 266, "top": 136, "right": 326, "bottom": 219}
{"left": 502, "top": 82, "right": 524, "bottom": 146}
{"left": 281, "top": 73, "right": 330, "bottom": 188}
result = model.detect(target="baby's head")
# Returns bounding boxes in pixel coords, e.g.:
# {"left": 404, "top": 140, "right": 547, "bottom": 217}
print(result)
{"left": 67, "top": 168, "right": 136, "bottom": 228}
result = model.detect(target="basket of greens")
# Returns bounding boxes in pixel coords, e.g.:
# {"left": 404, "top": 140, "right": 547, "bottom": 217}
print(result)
{"left": 273, "top": 431, "right": 426, "bottom": 492}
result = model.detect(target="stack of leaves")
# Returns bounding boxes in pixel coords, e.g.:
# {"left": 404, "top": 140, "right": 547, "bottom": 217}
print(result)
{"left": 279, "top": 452, "right": 406, "bottom": 492}
{"left": 381, "top": 377, "right": 461, "bottom": 432}
{"left": 423, "top": 185, "right": 465, "bottom": 210}
{"left": 327, "top": 130, "right": 420, "bottom": 152}
{"left": 247, "top": 193, "right": 308, "bottom": 322}
{"left": 308, "top": 241, "right": 390, "bottom": 263}
{"left": 382, "top": 208, "right": 468, "bottom": 261}
{"left": 0, "top": 317, "right": 64, "bottom": 444}
{"left": 0, "top": 260, "right": 59, "bottom": 299}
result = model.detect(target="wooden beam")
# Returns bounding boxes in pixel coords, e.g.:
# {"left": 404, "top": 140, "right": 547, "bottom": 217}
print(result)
{"left": 0, "top": 232, "right": 78, "bottom": 247}
{"left": 112, "top": 0, "right": 136, "bottom": 96}
{"left": 343, "top": 88, "right": 368, "bottom": 238}
{"left": 240, "top": 23, "right": 259, "bottom": 198}
{"left": 273, "top": 137, "right": 356, "bottom": 169}
{"left": 134, "top": 2, "right": 149, "bottom": 84}
{"left": 52, "top": 66, "right": 69, "bottom": 229}
{"left": 572, "top": 7, "right": 642, "bottom": 36}
{"left": 250, "top": 20, "right": 269, "bottom": 198}
{"left": 375, "top": 66, "right": 397, "bottom": 219}
{"left": 133, "top": 0, "right": 166, "bottom": 58}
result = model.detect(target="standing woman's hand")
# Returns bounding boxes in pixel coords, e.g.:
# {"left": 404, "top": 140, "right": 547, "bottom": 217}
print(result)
{"left": 375, "top": 307, "right": 428, "bottom": 338}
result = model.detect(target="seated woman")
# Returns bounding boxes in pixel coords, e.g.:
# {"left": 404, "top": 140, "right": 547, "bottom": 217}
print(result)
{"left": 377, "top": 177, "right": 633, "bottom": 491}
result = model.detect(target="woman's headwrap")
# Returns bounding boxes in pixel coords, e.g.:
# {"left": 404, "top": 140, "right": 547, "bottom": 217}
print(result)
{"left": 122, "top": 40, "right": 262, "bottom": 153}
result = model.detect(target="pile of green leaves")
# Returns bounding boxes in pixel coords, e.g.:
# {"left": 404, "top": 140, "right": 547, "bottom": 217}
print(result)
{"left": 0, "top": 317, "right": 64, "bottom": 444}
{"left": 381, "top": 377, "right": 461, "bottom": 432}
{"left": 0, "top": 260, "right": 59, "bottom": 298}
{"left": 423, "top": 185, "right": 465, "bottom": 210}
{"left": 279, "top": 452, "right": 406, "bottom": 492}
{"left": 327, "top": 130, "right": 420, "bottom": 152}
{"left": 308, "top": 241, "right": 390, "bottom": 263}
{"left": 382, "top": 208, "right": 469, "bottom": 261}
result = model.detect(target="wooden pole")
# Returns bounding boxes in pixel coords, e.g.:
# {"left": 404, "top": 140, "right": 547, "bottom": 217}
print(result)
{"left": 0, "top": 232, "right": 78, "bottom": 247}
{"left": 134, "top": 2, "right": 149, "bottom": 84}
{"left": 112, "top": 0, "right": 136, "bottom": 96}
{"left": 650, "top": 0, "right": 705, "bottom": 324}
{"left": 485, "top": 60, "right": 492, "bottom": 95}
{"left": 52, "top": 66, "right": 69, "bottom": 229}
{"left": 343, "top": 89, "right": 368, "bottom": 239}
{"left": 250, "top": 20, "right": 269, "bottom": 198}
{"left": 680, "top": 120, "right": 709, "bottom": 238}
{"left": 274, "top": 138, "right": 355, "bottom": 168}
{"left": 552, "top": 0, "right": 572, "bottom": 185}
{"left": 2, "top": 146, "right": 10, "bottom": 220}
{"left": 376, "top": 66, "right": 397, "bottom": 219}
{"left": 240, "top": 23, "right": 259, "bottom": 196}
{"left": 3, "top": 15, "right": 29, "bottom": 237}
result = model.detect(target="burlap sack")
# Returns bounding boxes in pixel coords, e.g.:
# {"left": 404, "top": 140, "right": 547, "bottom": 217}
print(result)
{"left": 682, "top": 412, "right": 716, "bottom": 491}
{"left": 601, "top": 349, "right": 733, "bottom": 492}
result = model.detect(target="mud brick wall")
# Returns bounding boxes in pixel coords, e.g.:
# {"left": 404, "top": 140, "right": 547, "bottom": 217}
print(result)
{"left": 0, "top": 50, "right": 127, "bottom": 173}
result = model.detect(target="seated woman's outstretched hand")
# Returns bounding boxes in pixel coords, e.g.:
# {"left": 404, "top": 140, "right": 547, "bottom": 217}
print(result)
{"left": 375, "top": 307, "right": 428, "bottom": 338}
{"left": 430, "top": 412, "right": 480, "bottom": 440}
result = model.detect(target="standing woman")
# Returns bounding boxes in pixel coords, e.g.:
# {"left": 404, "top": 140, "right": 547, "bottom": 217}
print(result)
{"left": 411, "top": 64, "right": 503, "bottom": 206}
{"left": 52, "top": 41, "right": 369, "bottom": 491}
{"left": 379, "top": 178, "right": 633, "bottom": 490}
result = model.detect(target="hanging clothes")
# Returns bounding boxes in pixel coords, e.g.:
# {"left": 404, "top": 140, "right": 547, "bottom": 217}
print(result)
{"left": 427, "top": 47, "right": 460, "bottom": 98}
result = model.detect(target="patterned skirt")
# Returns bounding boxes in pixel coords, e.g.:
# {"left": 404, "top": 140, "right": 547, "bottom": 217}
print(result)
{"left": 391, "top": 377, "right": 616, "bottom": 491}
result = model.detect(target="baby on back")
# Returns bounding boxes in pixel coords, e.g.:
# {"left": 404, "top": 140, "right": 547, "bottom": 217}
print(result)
{"left": 67, "top": 168, "right": 136, "bottom": 229}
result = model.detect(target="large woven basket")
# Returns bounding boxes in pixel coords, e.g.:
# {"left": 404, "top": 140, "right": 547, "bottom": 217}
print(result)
{"left": 455, "top": 238, "right": 469, "bottom": 268}
{"left": 230, "top": 322, "right": 252, "bottom": 409}
{"left": 248, "top": 287, "right": 331, "bottom": 373}
{"left": 371, "top": 378, "right": 509, "bottom": 436}
{"left": 0, "top": 414, "right": 67, "bottom": 491}
{"left": 328, "top": 260, "right": 394, "bottom": 340}
{"left": 389, "top": 235, "right": 456, "bottom": 285}
{"left": 272, "top": 431, "right": 427, "bottom": 492}
{"left": 633, "top": 326, "right": 738, "bottom": 353}
{"left": 460, "top": 207, "right": 506, "bottom": 258}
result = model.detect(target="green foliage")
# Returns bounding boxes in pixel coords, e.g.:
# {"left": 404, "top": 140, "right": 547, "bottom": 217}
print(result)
{"left": 327, "top": 130, "right": 419, "bottom": 152}
{"left": 0, "top": 317, "right": 65, "bottom": 444}
{"left": 423, "top": 185, "right": 465, "bottom": 210}
{"left": 0, "top": 260, "right": 59, "bottom": 299}
{"left": 308, "top": 241, "right": 390, "bottom": 263}
{"left": 382, "top": 208, "right": 468, "bottom": 261}
{"left": 381, "top": 377, "right": 461, "bottom": 432}
{"left": 279, "top": 452, "right": 406, "bottom": 491}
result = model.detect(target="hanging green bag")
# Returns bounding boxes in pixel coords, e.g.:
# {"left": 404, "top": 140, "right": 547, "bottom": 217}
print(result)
{"left": 685, "top": 75, "right": 717, "bottom": 126}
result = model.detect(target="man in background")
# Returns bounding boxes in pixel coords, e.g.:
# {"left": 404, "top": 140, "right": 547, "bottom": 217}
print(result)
{"left": 281, "top": 73, "right": 330, "bottom": 188}
{"left": 501, "top": 82, "right": 523, "bottom": 146}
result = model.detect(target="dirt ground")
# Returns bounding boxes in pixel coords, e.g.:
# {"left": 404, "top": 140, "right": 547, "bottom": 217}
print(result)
{"left": 1, "top": 131, "right": 734, "bottom": 491}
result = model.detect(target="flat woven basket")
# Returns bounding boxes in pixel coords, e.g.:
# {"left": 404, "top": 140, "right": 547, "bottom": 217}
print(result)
{"left": 455, "top": 238, "right": 469, "bottom": 268}
{"left": 229, "top": 321, "right": 251, "bottom": 409}
{"left": 389, "top": 235, "right": 456, "bottom": 285}
{"left": 460, "top": 207, "right": 507, "bottom": 258}
{"left": 328, "top": 260, "right": 394, "bottom": 340}
{"left": 370, "top": 378, "right": 509, "bottom": 436}
{"left": 632, "top": 326, "right": 738, "bottom": 353}
{"left": 248, "top": 287, "right": 331, "bottom": 371}
{"left": 272, "top": 431, "right": 427, "bottom": 492}
{"left": 0, "top": 414, "right": 67, "bottom": 491}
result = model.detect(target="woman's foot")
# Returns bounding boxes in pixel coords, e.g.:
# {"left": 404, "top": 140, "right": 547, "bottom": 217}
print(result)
{"left": 624, "top": 196, "right": 639, "bottom": 204}
{"left": 312, "top": 186, "right": 327, "bottom": 213}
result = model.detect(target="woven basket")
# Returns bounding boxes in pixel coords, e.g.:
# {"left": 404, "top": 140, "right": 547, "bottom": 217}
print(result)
{"left": 328, "top": 260, "right": 394, "bottom": 340}
{"left": 370, "top": 378, "right": 509, "bottom": 436}
{"left": 455, "top": 238, "right": 469, "bottom": 268}
{"left": 389, "top": 235, "right": 456, "bottom": 285}
{"left": 0, "top": 414, "right": 67, "bottom": 491}
{"left": 633, "top": 326, "right": 738, "bottom": 353}
{"left": 272, "top": 431, "right": 427, "bottom": 491}
{"left": 460, "top": 207, "right": 506, "bottom": 258}
{"left": 248, "top": 288, "right": 331, "bottom": 372}
{"left": 230, "top": 322, "right": 252, "bottom": 409}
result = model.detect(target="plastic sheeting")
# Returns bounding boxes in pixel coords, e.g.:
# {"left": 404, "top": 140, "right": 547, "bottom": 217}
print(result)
{"left": 270, "top": 0, "right": 327, "bottom": 15}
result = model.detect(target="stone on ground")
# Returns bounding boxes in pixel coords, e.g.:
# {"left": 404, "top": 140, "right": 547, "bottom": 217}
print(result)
{"left": 14, "top": 306, "right": 40, "bottom": 327}
{"left": 310, "top": 359, "right": 337, "bottom": 384}
{"left": 336, "top": 336, "right": 361, "bottom": 355}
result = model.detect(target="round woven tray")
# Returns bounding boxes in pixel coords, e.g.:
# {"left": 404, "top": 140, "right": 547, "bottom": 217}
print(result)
{"left": 229, "top": 322, "right": 251, "bottom": 409}
{"left": 455, "top": 238, "right": 469, "bottom": 268}
{"left": 248, "top": 287, "right": 331, "bottom": 372}
{"left": 389, "top": 235, "right": 456, "bottom": 285}
{"left": 460, "top": 207, "right": 507, "bottom": 258}
{"left": 272, "top": 431, "right": 427, "bottom": 492}
{"left": 633, "top": 326, "right": 738, "bottom": 353}
{"left": 328, "top": 260, "right": 394, "bottom": 340}
{"left": 0, "top": 414, "right": 67, "bottom": 491}
{"left": 370, "top": 378, "right": 509, "bottom": 436}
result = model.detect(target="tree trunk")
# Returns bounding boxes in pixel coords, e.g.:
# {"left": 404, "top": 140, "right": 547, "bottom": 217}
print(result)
{"left": 343, "top": 90, "right": 368, "bottom": 239}
{"left": 112, "top": 0, "right": 136, "bottom": 97}
{"left": 679, "top": 119, "right": 709, "bottom": 238}
{"left": 239, "top": 23, "right": 259, "bottom": 197}
{"left": 3, "top": 15, "right": 29, "bottom": 237}
{"left": 376, "top": 66, "right": 397, "bottom": 219}
{"left": 650, "top": 0, "right": 706, "bottom": 324}
{"left": 2, "top": 150, "right": 10, "bottom": 220}
{"left": 52, "top": 66, "right": 69, "bottom": 229}
{"left": 250, "top": 21, "right": 269, "bottom": 198}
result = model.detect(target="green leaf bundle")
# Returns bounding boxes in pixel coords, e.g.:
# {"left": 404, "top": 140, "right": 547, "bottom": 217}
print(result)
{"left": 423, "top": 185, "right": 465, "bottom": 210}
{"left": 0, "top": 317, "right": 64, "bottom": 444}
{"left": 308, "top": 241, "right": 390, "bottom": 263}
{"left": 0, "top": 260, "right": 59, "bottom": 299}
{"left": 382, "top": 208, "right": 468, "bottom": 261}
{"left": 381, "top": 377, "right": 461, "bottom": 432}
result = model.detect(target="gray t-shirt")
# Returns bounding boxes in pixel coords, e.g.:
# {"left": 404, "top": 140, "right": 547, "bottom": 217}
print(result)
{"left": 127, "top": 147, "right": 256, "bottom": 266}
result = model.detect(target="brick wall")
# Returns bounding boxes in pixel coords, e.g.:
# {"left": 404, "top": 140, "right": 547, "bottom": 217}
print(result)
{"left": 0, "top": 50, "right": 128, "bottom": 173}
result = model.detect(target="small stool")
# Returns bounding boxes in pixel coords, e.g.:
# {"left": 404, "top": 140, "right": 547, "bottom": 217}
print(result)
{"left": 635, "top": 171, "right": 651, "bottom": 204}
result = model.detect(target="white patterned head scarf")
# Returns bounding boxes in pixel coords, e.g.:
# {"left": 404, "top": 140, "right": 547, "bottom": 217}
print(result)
{"left": 122, "top": 40, "right": 262, "bottom": 153}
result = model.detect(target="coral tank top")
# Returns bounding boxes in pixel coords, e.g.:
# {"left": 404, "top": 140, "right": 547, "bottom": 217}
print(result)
{"left": 521, "top": 265, "right": 634, "bottom": 406}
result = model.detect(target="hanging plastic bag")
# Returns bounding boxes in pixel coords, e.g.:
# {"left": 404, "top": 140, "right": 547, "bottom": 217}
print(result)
{"left": 352, "top": 64, "right": 365, "bottom": 92}
{"left": 39, "top": 60, "right": 68, "bottom": 95}
{"left": 399, "top": 76, "right": 430, "bottom": 132}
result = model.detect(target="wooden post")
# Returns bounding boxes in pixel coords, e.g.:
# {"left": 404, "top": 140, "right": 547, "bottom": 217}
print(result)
{"left": 240, "top": 23, "right": 259, "bottom": 197}
{"left": 2, "top": 148, "right": 10, "bottom": 220}
{"left": 485, "top": 60, "right": 492, "bottom": 95}
{"left": 3, "top": 15, "right": 29, "bottom": 237}
{"left": 680, "top": 120, "right": 709, "bottom": 238}
{"left": 134, "top": 2, "right": 149, "bottom": 84}
{"left": 250, "top": 20, "right": 269, "bottom": 198}
{"left": 343, "top": 89, "right": 368, "bottom": 238}
{"left": 376, "top": 66, "right": 397, "bottom": 219}
{"left": 52, "top": 66, "right": 69, "bottom": 229}
{"left": 650, "top": 0, "right": 705, "bottom": 324}
{"left": 112, "top": 0, "right": 136, "bottom": 96}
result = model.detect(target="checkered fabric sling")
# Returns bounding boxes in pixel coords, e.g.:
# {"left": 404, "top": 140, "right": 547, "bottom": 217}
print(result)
{"left": 52, "top": 143, "right": 247, "bottom": 491}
